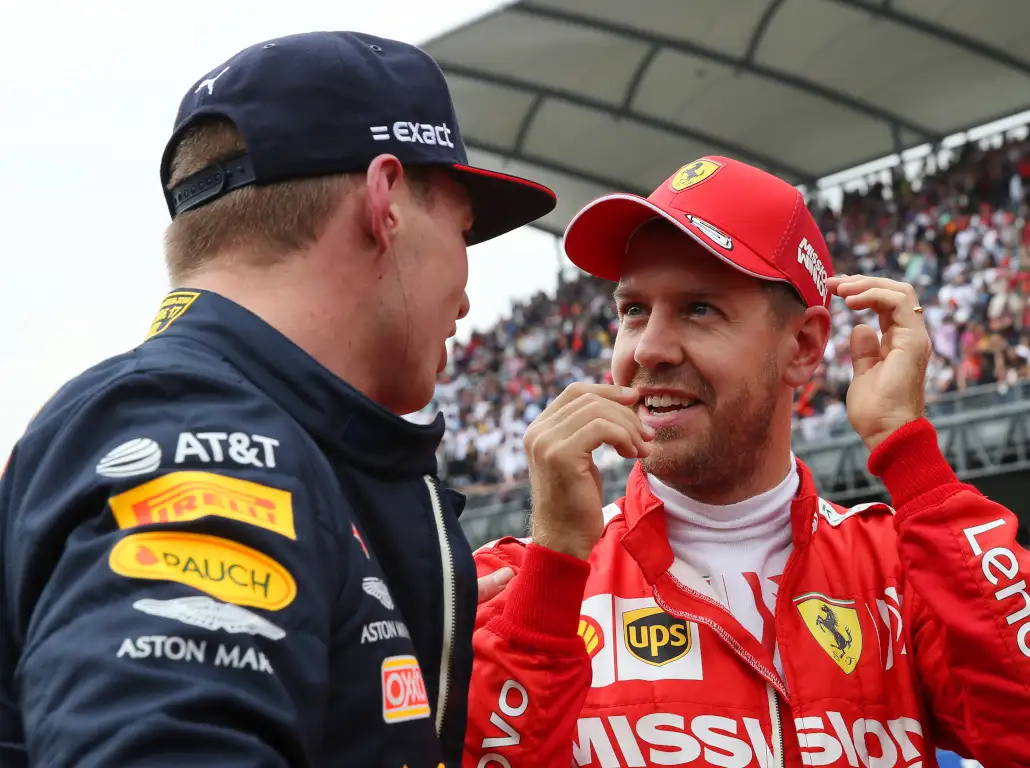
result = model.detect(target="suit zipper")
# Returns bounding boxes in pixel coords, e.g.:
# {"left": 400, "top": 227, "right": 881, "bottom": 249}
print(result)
{"left": 657, "top": 579, "right": 787, "bottom": 699}
{"left": 423, "top": 475, "right": 455, "bottom": 737}
{"left": 767, "top": 683, "right": 783, "bottom": 768}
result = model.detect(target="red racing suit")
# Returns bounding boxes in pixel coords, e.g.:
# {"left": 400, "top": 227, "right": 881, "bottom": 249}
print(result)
{"left": 466, "top": 419, "right": 1030, "bottom": 767}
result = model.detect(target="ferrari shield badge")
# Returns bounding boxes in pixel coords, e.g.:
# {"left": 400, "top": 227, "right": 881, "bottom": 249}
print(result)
{"left": 669, "top": 159, "right": 722, "bottom": 192}
{"left": 794, "top": 592, "right": 863, "bottom": 674}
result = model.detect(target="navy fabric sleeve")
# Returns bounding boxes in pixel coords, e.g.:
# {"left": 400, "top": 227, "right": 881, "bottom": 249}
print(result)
{"left": 2, "top": 369, "right": 346, "bottom": 767}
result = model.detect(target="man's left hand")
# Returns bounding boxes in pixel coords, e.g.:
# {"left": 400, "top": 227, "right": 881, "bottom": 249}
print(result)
{"left": 828, "top": 274, "right": 932, "bottom": 452}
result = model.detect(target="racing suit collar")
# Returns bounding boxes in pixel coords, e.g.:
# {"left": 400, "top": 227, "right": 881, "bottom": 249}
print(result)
{"left": 620, "top": 459, "right": 820, "bottom": 585}
{"left": 150, "top": 288, "right": 446, "bottom": 477}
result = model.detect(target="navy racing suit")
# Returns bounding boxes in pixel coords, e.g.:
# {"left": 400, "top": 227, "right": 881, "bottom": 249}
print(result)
{"left": 0, "top": 289, "right": 477, "bottom": 767}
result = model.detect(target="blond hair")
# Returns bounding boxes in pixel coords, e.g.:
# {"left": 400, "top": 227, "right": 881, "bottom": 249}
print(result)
{"left": 162, "top": 117, "right": 353, "bottom": 281}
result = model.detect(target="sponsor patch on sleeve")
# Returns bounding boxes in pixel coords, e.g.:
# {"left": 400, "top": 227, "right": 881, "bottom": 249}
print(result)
{"left": 132, "top": 596, "right": 286, "bottom": 640}
{"left": 108, "top": 471, "right": 296, "bottom": 540}
{"left": 109, "top": 531, "right": 297, "bottom": 611}
{"left": 381, "top": 655, "right": 430, "bottom": 723}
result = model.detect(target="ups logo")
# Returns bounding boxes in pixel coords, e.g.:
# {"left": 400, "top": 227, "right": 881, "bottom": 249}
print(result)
{"left": 623, "top": 607, "right": 691, "bottom": 666}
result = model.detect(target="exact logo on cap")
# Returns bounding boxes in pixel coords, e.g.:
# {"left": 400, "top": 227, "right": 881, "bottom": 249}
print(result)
{"left": 381, "top": 655, "right": 431, "bottom": 723}
{"left": 669, "top": 159, "right": 722, "bottom": 192}
{"left": 369, "top": 121, "right": 455, "bottom": 147}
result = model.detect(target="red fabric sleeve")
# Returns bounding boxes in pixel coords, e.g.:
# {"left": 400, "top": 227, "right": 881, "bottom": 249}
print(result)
{"left": 464, "top": 541, "right": 593, "bottom": 768}
{"left": 870, "top": 418, "right": 1030, "bottom": 766}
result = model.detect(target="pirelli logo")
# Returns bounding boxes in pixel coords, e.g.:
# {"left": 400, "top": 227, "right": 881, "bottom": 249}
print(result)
{"left": 108, "top": 471, "right": 296, "bottom": 540}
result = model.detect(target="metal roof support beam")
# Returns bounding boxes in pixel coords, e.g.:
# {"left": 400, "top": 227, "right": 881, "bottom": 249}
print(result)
{"left": 463, "top": 137, "right": 652, "bottom": 196}
{"left": 827, "top": 0, "right": 1030, "bottom": 77}
{"left": 441, "top": 62, "right": 819, "bottom": 184}
{"left": 891, "top": 123, "right": 904, "bottom": 155}
{"left": 514, "top": 94, "right": 546, "bottom": 154}
{"left": 744, "top": 0, "right": 787, "bottom": 65}
{"left": 621, "top": 43, "right": 662, "bottom": 111}
{"left": 515, "top": 2, "right": 938, "bottom": 140}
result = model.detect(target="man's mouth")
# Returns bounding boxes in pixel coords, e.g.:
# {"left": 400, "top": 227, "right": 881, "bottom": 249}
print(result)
{"left": 642, "top": 394, "right": 701, "bottom": 414}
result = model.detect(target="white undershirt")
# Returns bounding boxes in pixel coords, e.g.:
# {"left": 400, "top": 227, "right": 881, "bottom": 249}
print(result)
{"left": 648, "top": 459, "right": 798, "bottom": 674}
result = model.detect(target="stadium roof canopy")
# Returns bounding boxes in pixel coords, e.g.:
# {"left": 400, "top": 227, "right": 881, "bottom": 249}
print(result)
{"left": 425, "top": 0, "right": 1030, "bottom": 237}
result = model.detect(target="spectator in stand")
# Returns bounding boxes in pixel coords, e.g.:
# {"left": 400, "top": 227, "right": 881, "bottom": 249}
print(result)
{"left": 407, "top": 132, "right": 1030, "bottom": 494}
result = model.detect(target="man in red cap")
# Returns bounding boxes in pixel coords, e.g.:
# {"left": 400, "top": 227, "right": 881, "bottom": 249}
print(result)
{"left": 466, "top": 157, "right": 1030, "bottom": 767}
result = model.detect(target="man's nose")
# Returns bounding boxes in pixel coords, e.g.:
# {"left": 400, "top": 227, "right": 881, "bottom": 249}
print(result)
{"left": 634, "top": 311, "right": 686, "bottom": 369}
{"left": 457, "top": 291, "right": 470, "bottom": 321}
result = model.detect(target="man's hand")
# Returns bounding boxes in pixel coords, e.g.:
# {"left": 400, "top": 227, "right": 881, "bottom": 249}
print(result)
{"left": 477, "top": 567, "right": 514, "bottom": 604}
{"left": 523, "top": 383, "right": 653, "bottom": 561}
{"left": 829, "top": 274, "right": 932, "bottom": 452}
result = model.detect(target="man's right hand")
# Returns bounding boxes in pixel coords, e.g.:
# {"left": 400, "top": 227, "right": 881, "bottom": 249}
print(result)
{"left": 523, "top": 383, "right": 653, "bottom": 561}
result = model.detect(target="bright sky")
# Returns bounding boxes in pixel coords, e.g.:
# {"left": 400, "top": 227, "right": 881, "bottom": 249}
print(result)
{"left": 0, "top": 0, "right": 560, "bottom": 459}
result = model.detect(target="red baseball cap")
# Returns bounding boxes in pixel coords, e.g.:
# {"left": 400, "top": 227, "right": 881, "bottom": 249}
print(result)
{"left": 563, "top": 156, "right": 833, "bottom": 309}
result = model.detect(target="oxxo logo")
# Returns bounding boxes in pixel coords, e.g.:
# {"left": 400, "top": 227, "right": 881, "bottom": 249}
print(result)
{"left": 370, "top": 121, "right": 455, "bottom": 147}
{"left": 381, "top": 655, "right": 430, "bottom": 724}
{"left": 623, "top": 606, "right": 692, "bottom": 666}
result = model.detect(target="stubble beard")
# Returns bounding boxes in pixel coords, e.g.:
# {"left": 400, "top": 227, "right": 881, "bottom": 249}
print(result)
{"left": 640, "top": 353, "right": 781, "bottom": 497}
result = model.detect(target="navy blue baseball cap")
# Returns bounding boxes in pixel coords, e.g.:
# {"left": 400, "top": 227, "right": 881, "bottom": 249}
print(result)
{"left": 160, "top": 31, "right": 557, "bottom": 245}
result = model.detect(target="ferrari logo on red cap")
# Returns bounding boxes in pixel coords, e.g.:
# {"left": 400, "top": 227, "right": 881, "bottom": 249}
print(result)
{"left": 670, "top": 159, "right": 722, "bottom": 192}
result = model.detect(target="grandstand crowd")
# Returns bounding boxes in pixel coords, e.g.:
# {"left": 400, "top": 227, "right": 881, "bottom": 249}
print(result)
{"left": 408, "top": 135, "right": 1030, "bottom": 496}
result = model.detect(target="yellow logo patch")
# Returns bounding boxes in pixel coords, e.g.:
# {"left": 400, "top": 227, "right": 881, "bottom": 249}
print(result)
{"left": 147, "top": 290, "right": 200, "bottom": 339}
{"left": 578, "top": 615, "right": 605, "bottom": 659}
{"left": 669, "top": 159, "right": 722, "bottom": 192}
{"left": 109, "top": 531, "right": 297, "bottom": 611}
{"left": 109, "top": 471, "right": 296, "bottom": 540}
{"left": 794, "top": 592, "right": 863, "bottom": 674}
{"left": 623, "top": 606, "right": 692, "bottom": 666}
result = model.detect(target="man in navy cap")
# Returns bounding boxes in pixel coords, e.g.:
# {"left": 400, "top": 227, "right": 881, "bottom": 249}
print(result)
{"left": 0, "top": 31, "right": 555, "bottom": 767}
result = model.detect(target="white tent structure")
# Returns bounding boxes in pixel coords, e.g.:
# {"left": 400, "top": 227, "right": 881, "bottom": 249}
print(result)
{"left": 425, "top": 0, "right": 1030, "bottom": 237}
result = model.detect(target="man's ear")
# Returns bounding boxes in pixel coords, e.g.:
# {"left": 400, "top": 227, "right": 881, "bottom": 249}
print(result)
{"left": 783, "top": 306, "right": 832, "bottom": 388}
{"left": 362, "top": 154, "right": 405, "bottom": 254}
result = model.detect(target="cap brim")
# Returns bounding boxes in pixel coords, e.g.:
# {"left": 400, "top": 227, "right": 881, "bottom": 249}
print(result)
{"left": 451, "top": 164, "right": 557, "bottom": 246}
{"left": 563, "top": 193, "right": 787, "bottom": 283}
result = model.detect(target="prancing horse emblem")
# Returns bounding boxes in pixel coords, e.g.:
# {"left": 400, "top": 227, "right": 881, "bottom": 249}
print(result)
{"left": 794, "top": 592, "right": 864, "bottom": 674}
